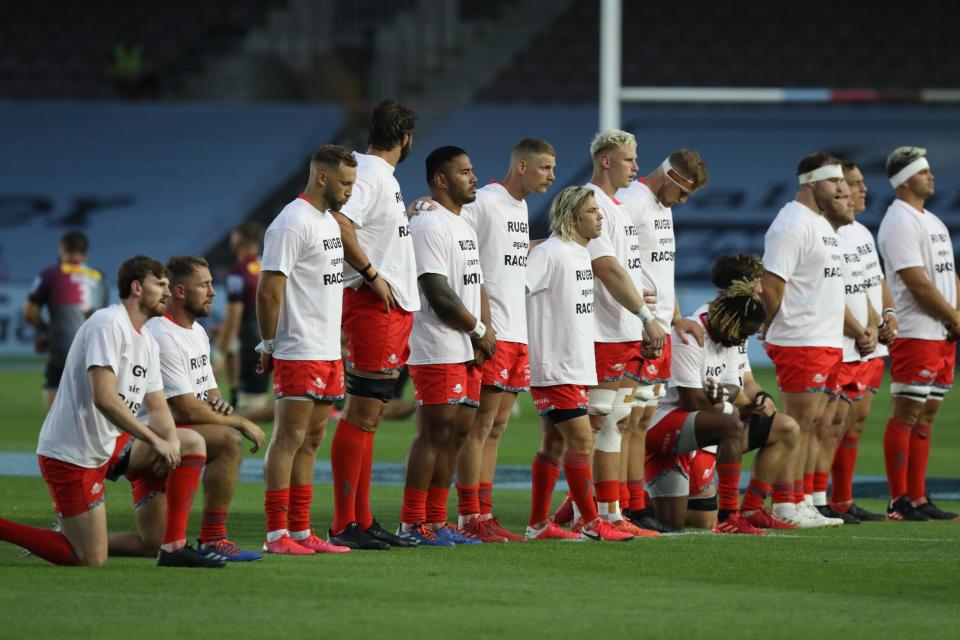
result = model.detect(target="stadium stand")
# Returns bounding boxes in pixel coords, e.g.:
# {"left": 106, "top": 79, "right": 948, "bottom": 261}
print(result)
{"left": 478, "top": 0, "right": 960, "bottom": 103}
{"left": 0, "top": 101, "right": 344, "bottom": 284}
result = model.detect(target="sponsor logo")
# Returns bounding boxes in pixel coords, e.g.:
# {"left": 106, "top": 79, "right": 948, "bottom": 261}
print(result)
{"left": 702, "top": 469, "right": 712, "bottom": 481}
{"left": 579, "top": 389, "right": 587, "bottom": 398}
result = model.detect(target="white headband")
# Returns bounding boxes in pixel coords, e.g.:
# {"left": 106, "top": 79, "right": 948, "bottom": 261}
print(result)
{"left": 889, "top": 157, "right": 929, "bottom": 188}
{"left": 660, "top": 158, "right": 694, "bottom": 192}
{"left": 797, "top": 164, "right": 843, "bottom": 185}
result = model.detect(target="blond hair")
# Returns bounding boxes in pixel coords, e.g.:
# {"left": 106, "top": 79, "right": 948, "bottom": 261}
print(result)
{"left": 590, "top": 129, "right": 636, "bottom": 159}
{"left": 549, "top": 186, "right": 596, "bottom": 242}
{"left": 885, "top": 146, "right": 927, "bottom": 177}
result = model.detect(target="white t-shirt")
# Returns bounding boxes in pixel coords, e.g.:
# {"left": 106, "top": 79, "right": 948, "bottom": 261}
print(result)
{"left": 839, "top": 231, "right": 869, "bottom": 363}
{"left": 654, "top": 305, "right": 741, "bottom": 425}
{"left": 736, "top": 338, "right": 752, "bottom": 383}
{"left": 878, "top": 199, "right": 957, "bottom": 341}
{"left": 408, "top": 204, "right": 483, "bottom": 365}
{"left": 762, "top": 201, "right": 845, "bottom": 348}
{"left": 261, "top": 196, "right": 344, "bottom": 360}
{"left": 840, "top": 220, "right": 887, "bottom": 360}
{"left": 526, "top": 236, "right": 598, "bottom": 387}
{"left": 143, "top": 315, "right": 217, "bottom": 402}
{"left": 618, "top": 180, "right": 676, "bottom": 328}
{"left": 37, "top": 305, "right": 163, "bottom": 468}
{"left": 338, "top": 152, "right": 419, "bottom": 312}
{"left": 461, "top": 183, "right": 529, "bottom": 343}
{"left": 585, "top": 183, "right": 644, "bottom": 342}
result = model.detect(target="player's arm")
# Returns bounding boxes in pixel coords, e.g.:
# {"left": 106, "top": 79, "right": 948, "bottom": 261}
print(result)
{"left": 88, "top": 366, "right": 180, "bottom": 468}
{"left": 22, "top": 300, "right": 45, "bottom": 331}
{"left": 898, "top": 266, "right": 960, "bottom": 328}
{"left": 672, "top": 299, "right": 704, "bottom": 346}
{"left": 591, "top": 256, "right": 665, "bottom": 348}
{"left": 255, "top": 270, "right": 286, "bottom": 373}
{"left": 733, "top": 371, "right": 776, "bottom": 416}
{"left": 166, "top": 390, "right": 265, "bottom": 453}
{"left": 419, "top": 274, "right": 496, "bottom": 357}
{"left": 877, "top": 279, "right": 899, "bottom": 344}
{"left": 333, "top": 211, "right": 396, "bottom": 312}
{"left": 760, "top": 270, "right": 785, "bottom": 324}
{"left": 677, "top": 384, "right": 740, "bottom": 413}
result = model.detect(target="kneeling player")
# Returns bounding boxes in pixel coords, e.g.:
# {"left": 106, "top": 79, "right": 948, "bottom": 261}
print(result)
{"left": 524, "top": 186, "right": 633, "bottom": 542}
{"left": 646, "top": 281, "right": 777, "bottom": 534}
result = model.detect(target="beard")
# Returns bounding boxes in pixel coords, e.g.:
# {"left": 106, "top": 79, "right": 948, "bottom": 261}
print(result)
{"left": 398, "top": 138, "right": 412, "bottom": 164}
{"left": 185, "top": 298, "right": 210, "bottom": 319}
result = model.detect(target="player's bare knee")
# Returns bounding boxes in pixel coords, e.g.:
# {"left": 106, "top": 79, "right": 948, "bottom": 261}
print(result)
{"left": 178, "top": 428, "right": 206, "bottom": 457}
{"left": 720, "top": 414, "right": 741, "bottom": 441}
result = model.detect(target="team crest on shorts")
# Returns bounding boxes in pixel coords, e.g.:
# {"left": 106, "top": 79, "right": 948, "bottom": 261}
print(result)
{"left": 388, "top": 354, "right": 399, "bottom": 364}
{"left": 919, "top": 369, "right": 933, "bottom": 378}
{"left": 613, "top": 363, "right": 624, "bottom": 371}
{"left": 579, "top": 389, "right": 587, "bottom": 398}
{"left": 500, "top": 368, "right": 509, "bottom": 379}
{"left": 646, "top": 364, "right": 657, "bottom": 374}
{"left": 453, "top": 383, "right": 463, "bottom": 394}
{"left": 314, "top": 377, "right": 327, "bottom": 389}
{"left": 701, "top": 469, "right": 711, "bottom": 481}
{"left": 90, "top": 482, "right": 102, "bottom": 495}
{"left": 812, "top": 373, "right": 825, "bottom": 384}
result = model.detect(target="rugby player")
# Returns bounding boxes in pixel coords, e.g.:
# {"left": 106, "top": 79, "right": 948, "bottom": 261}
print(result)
{"left": 257, "top": 145, "right": 356, "bottom": 554}
{"left": 454, "top": 137, "right": 556, "bottom": 543}
{"left": 828, "top": 163, "right": 890, "bottom": 521}
{"left": 397, "top": 146, "right": 495, "bottom": 546}
{"left": 23, "top": 232, "right": 107, "bottom": 409}
{"left": 877, "top": 147, "right": 959, "bottom": 521}
{"left": 525, "top": 186, "right": 633, "bottom": 542}
{"left": 616, "top": 149, "right": 708, "bottom": 532}
{"left": 560, "top": 130, "right": 665, "bottom": 537}
{"left": 328, "top": 100, "right": 420, "bottom": 550}
{"left": 0, "top": 256, "right": 222, "bottom": 567}
{"left": 761, "top": 152, "right": 848, "bottom": 528}
{"left": 645, "top": 280, "right": 775, "bottom": 534}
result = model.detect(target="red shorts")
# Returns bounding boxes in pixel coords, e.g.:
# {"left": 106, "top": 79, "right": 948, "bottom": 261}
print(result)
{"left": 627, "top": 334, "right": 672, "bottom": 385}
{"left": 38, "top": 455, "right": 110, "bottom": 518}
{"left": 480, "top": 341, "right": 531, "bottom": 392}
{"left": 862, "top": 357, "right": 886, "bottom": 393}
{"left": 273, "top": 358, "right": 345, "bottom": 401}
{"left": 689, "top": 449, "right": 717, "bottom": 497}
{"left": 765, "top": 344, "right": 842, "bottom": 394}
{"left": 409, "top": 362, "right": 482, "bottom": 407}
{"left": 530, "top": 384, "right": 590, "bottom": 416}
{"left": 595, "top": 341, "right": 640, "bottom": 383}
{"left": 889, "top": 338, "right": 956, "bottom": 389}
{"left": 343, "top": 286, "right": 414, "bottom": 374}
{"left": 645, "top": 408, "right": 691, "bottom": 459}
{"left": 833, "top": 361, "right": 867, "bottom": 403}
{"left": 644, "top": 409, "right": 694, "bottom": 497}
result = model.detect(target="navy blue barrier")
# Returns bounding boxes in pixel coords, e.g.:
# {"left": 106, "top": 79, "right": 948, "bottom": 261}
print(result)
{"left": 0, "top": 101, "right": 344, "bottom": 284}
{"left": 395, "top": 104, "right": 960, "bottom": 284}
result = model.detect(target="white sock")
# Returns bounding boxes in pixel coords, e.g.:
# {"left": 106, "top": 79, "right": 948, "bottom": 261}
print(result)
{"left": 289, "top": 529, "right": 311, "bottom": 540}
{"left": 598, "top": 501, "right": 623, "bottom": 522}
{"left": 266, "top": 529, "right": 287, "bottom": 543}
{"left": 400, "top": 522, "right": 414, "bottom": 533}
{"left": 458, "top": 514, "right": 480, "bottom": 528}
{"left": 803, "top": 494, "right": 814, "bottom": 506}
{"left": 572, "top": 501, "right": 582, "bottom": 522}
{"left": 812, "top": 491, "right": 827, "bottom": 507}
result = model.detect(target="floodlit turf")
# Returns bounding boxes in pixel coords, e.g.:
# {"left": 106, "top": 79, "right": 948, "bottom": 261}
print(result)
{"left": 2, "top": 363, "right": 960, "bottom": 638}
{"left": 1, "top": 478, "right": 958, "bottom": 639}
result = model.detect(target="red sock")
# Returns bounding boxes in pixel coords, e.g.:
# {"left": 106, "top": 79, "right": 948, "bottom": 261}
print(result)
{"left": 884, "top": 417, "right": 912, "bottom": 500}
{"left": 563, "top": 452, "right": 598, "bottom": 523}
{"left": 830, "top": 435, "right": 859, "bottom": 505}
{"left": 772, "top": 480, "right": 793, "bottom": 504}
{"left": 288, "top": 484, "right": 313, "bottom": 533}
{"left": 908, "top": 422, "right": 932, "bottom": 503}
{"left": 355, "top": 430, "right": 375, "bottom": 530}
{"left": 0, "top": 517, "right": 79, "bottom": 565}
{"left": 595, "top": 479, "right": 620, "bottom": 504}
{"left": 803, "top": 472, "right": 814, "bottom": 497}
{"left": 813, "top": 471, "right": 829, "bottom": 494}
{"left": 628, "top": 480, "right": 646, "bottom": 511}
{"left": 793, "top": 480, "right": 805, "bottom": 504}
{"left": 265, "top": 488, "right": 289, "bottom": 533}
{"left": 741, "top": 478, "right": 772, "bottom": 512}
{"left": 426, "top": 486, "right": 449, "bottom": 524}
{"left": 199, "top": 508, "right": 228, "bottom": 543}
{"left": 400, "top": 487, "right": 427, "bottom": 524}
{"left": 529, "top": 452, "right": 560, "bottom": 526}
{"left": 456, "top": 483, "right": 480, "bottom": 517}
{"left": 717, "top": 463, "right": 742, "bottom": 512}
{"left": 163, "top": 454, "right": 204, "bottom": 546}
{"left": 619, "top": 481, "right": 631, "bottom": 507}
{"left": 330, "top": 419, "right": 366, "bottom": 533}
{"left": 479, "top": 481, "right": 494, "bottom": 515}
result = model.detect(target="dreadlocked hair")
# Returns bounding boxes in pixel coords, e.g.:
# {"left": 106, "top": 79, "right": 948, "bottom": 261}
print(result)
{"left": 707, "top": 279, "right": 765, "bottom": 342}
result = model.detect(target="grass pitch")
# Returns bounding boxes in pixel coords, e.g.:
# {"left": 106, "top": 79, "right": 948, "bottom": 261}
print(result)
{"left": 1, "top": 365, "right": 959, "bottom": 639}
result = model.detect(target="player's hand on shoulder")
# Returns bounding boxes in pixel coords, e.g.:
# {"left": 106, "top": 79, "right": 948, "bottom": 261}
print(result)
{"left": 672, "top": 316, "right": 704, "bottom": 346}
{"left": 407, "top": 196, "right": 436, "bottom": 217}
